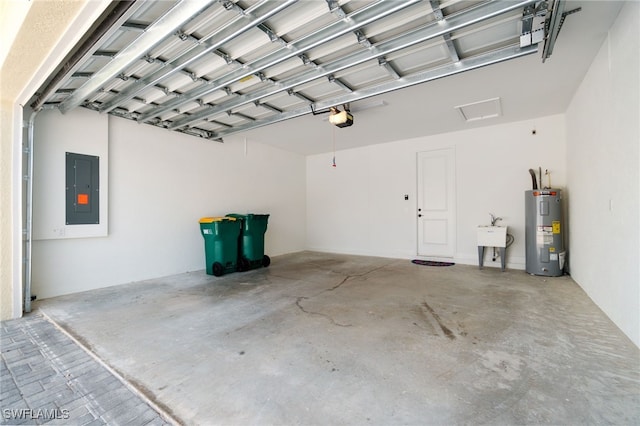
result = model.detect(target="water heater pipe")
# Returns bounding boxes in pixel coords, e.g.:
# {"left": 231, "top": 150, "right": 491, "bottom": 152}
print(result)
{"left": 539, "top": 166, "right": 543, "bottom": 189}
{"left": 528, "top": 169, "right": 538, "bottom": 190}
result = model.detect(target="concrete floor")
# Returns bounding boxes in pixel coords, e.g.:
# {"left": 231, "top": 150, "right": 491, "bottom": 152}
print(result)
{"left": 36, "top": 251, "right": 639, "bottom": 425}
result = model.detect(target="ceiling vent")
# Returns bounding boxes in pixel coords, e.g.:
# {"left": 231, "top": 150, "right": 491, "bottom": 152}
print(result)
{"left": 455, "top": 97, "right": 502, "bottom": 122}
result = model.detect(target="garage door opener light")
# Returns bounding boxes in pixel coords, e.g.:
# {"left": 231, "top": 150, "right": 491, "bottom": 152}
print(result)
{"left": 329, "top": 106, "right": 353, "bottom": 128}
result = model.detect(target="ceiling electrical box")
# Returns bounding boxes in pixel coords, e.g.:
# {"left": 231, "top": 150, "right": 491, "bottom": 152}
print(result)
{"left": 66, "top": 152, "right": 99, "bottom": 225}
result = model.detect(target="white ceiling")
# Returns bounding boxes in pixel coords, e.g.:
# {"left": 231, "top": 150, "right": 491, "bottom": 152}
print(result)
{"left": 236, "top": 0, "right": 623, "bottom": 155}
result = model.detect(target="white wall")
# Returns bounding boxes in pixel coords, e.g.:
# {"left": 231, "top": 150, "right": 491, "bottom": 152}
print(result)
{"left": 32, "top": 111, "right": 306, "bottom": 299}
{"left": 33, "top": 108, "right": 109, "bottom": 239}
{"left": 307, "top": 114, "right": 567, "bottom": 269}
{"left": 565, "top": 1, "right": 639, "bottom": 347}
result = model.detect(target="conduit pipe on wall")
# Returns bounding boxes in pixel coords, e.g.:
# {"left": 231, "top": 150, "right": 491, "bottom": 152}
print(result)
{"left": 23, "top": 105, "right": 55, "bottom": 312}
{"left": 24, "top": 109, "right": 38, "bottom": 313}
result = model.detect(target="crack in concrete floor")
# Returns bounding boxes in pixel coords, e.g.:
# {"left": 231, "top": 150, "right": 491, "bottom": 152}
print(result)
{"left": 292, "top": 262, "right": 394, "bottom": 328}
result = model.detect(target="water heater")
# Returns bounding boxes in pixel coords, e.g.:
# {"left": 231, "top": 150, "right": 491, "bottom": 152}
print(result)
{"left": 525, "top": 189, "right": 565, "bottom": 276}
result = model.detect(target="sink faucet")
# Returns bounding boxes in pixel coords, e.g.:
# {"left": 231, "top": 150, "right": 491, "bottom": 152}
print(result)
{"left": 490, "top": 213, "right": 502, "bottom": 226}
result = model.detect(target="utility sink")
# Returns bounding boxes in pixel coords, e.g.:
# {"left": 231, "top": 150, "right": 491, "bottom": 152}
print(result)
{"left": 477, "top": 226, "right": 507, "bottom": 247}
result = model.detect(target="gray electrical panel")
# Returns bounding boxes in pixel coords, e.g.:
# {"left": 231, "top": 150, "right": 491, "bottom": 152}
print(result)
{"left": 525, "top": 189, "right": 564, "bottom": 276}
{"left": 66, "top": 152, "right": 99, "bottom": 225}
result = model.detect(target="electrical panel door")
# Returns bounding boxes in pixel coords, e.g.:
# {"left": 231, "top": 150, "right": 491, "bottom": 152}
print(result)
{"left": 66, "top": 152, "right": 99, "bottom": 225}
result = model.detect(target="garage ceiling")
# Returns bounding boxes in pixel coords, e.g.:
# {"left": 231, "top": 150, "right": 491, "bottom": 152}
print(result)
{"left": 31, "top": 0, "right": 622, "bottom": 153}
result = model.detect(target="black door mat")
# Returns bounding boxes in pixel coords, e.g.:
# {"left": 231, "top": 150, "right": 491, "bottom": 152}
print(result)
{"left": 411, "top": 259, "right": 455, "bottom": 267}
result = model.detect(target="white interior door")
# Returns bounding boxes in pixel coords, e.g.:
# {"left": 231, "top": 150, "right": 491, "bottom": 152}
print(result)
{"left": 417, "top": 148, "right": 456, "bottom": 258}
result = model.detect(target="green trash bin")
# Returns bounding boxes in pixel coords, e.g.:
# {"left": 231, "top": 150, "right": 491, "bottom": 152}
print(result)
{"left": 199, "top": 216, "right": 241, "bottom": 276}
{"left": 226, "top": 213, "right": 270, "bottom": 271}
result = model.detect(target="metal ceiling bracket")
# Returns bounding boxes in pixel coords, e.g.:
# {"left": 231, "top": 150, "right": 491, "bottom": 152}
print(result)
{"left": 429, "top": 0, "right": 444, "bottom": 21}
{"left": 287, "top": 89, "right": 314, "bottom": 105}
{"left": 520, "top": 1, "right": 547, "bottom": 48}
{"left": 328, "top": 75, "right": 353, "bottom": 93}
{"left": 258, "top": 23, "right": 279, "bottom": 43}
{"left": 93, "top": 50, "right": 118, "bottom": 57}
{"left": 355, "top": 30, "right": 372, "bottom": 48}
{"left": 235, "top": 112, "right": 256, "bottom": 122}
{"left": 443, "top": 34, "right": 460, "bottom": 62}
{"left": 378, "top": 57, "right": 401, "bottom": 80}
{"left": 326, "top": 0, "right": 347, "bottom": 20}
{"left": 121, "top": 22, "right": 148, "bottom": 32}
{"left": 299, "top": 54, "right": 312, "bottom": 66}
{"left": 71, "top": 72, "right": 93, "bottom": 79}
{"left": 256, "top": 102, "right": 283, "bottom": 115}
{"left": 558, "top": 7, "right": 581, "bottom": 34}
